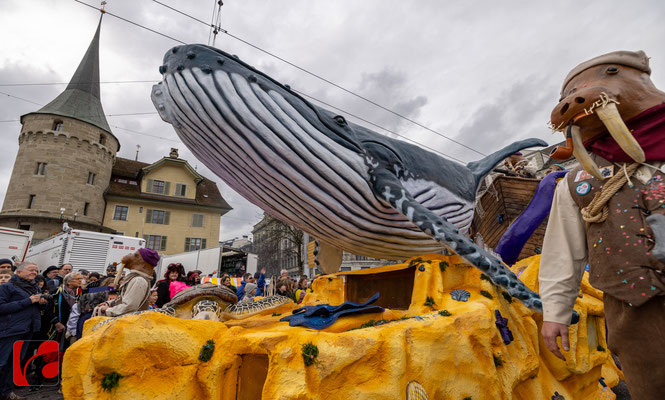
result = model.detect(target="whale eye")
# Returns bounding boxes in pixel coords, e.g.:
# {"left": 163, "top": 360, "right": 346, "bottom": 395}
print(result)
{"left": 606, "top": 66, "right": 619, "bottom": 75}
{"left": 333, "top": 115, "right": 347, "bottom": 126}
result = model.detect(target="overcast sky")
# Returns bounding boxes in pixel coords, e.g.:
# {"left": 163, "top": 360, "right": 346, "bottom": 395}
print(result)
{"left": 1, "top": 0, "right": 664, "bottom": 242}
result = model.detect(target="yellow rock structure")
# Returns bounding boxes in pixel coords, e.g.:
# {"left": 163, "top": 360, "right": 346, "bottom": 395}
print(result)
{"left": 63, "top": 254, "right": 621, "bottom": 399}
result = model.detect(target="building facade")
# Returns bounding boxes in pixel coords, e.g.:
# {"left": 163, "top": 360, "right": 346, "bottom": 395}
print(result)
{"left": 103, "top": 151, "right": 231, "bottom": 255}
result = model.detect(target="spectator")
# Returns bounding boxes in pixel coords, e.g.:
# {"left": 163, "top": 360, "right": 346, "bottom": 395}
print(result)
{"left": 544, "top": 163, "right": 566, "bottom": 176}
{"left": 97, "top": 249, "right": 160, "bottom": 317}
{"left": 45, "top": 272, "right": 83, "bottom": 342}
{"left": 148, "top": 289, "right": 158, "bottom": 309}
{"left": 220, "top": 273, "right": 237, "bottom": 293}
{"left": 254, "top": 267, "right": 267, "bottom": 296}
{"left": 104, "top": 264, "right": 117, "bottom": 280}
{"left": 0, "top": 262, "right": 46, "bottom": 399}
{"left": 241, "top": 282, "right": 257, "bottom": 302}
{"left": 280, "top": 269, "right": 289, "bottom": 280}
{"left": 0, "top": 259, "right": 13, "bottom": 273}
{"left": 0, "top": 270, "right": 11, "bottom": 285}
{"left": 49, "top": 263, "right": 73, "bottom": 293}
{"left": 155, "top": 263, "right": 186, "bottom": 308}
{"left": 67, "top": 292, "right": 107, "bottom": 342}
{"left": 236, "top": 272, "right": 253, "bottom": 299}
{"left": 169, "top": 280, "right": 190, "bottom": 298}
{"left": 276, "top": 281, "right": 293, "bottom": 300}
{"left": 88, "top": 272, "right": 100, "bottom": 284}
{"left": 295, "top": 276, "right": 312, "bottom": 304}
{"left": 186, "top": 270, "right": 202, "bottom": 286}
{"left": 33, "top": 274, "right": 46, "bottom": 292}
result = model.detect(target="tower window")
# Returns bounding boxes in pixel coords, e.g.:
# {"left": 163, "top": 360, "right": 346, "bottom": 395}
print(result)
{"left": 28, "top": 195, "right": 36, "bottom": 209}
{"left": 84, "top": 202, "right": 90, "bottom": 216}
{"left": 99, "top": 134, "right": 105, "bottom": 145}
{"left": 53, "top": 120, "right": 63, "bottom": 131}
{"left": 35, "top": 162, "right": 47, "bottom": 176}
{"left": 87, "top": 172, "right": 96, "bottom": 185}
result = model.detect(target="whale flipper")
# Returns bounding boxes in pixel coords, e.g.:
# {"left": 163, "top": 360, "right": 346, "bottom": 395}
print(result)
{"left": 369, "top": 167, "right": 542, "bottom": 311}
{"left": 314, "top": 239, "right": 344, "bottom": 274}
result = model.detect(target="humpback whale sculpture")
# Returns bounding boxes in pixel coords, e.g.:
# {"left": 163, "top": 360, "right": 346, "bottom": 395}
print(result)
{"left": 151, "top": 44, "right": 547, "bottom": 311}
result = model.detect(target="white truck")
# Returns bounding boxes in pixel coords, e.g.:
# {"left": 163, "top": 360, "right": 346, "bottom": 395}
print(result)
{"left": 157, "top": 246, "right": 257, "bottom": 279}
{"left": 25, "top": 229, "right": 145, "bottom": 274}
{"left": 0, "top": 226, "right": 34, "bottom": 263}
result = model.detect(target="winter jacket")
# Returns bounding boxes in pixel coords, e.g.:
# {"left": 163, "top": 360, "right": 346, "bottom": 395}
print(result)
{"left": 256, "top": 274, "right": 266, "bottom": 297}
{"left": 236, "top": 280, "right": 247, "bottom": 299}
{"left": 0, "top": 276, "right": 41, "bottom": 339}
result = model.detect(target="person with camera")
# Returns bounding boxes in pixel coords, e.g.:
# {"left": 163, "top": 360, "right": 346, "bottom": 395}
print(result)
{"left": 0, "top": 262, "right": 46, "bottom": 400}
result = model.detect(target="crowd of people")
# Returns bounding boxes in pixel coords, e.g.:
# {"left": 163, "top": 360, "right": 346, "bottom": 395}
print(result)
{"left": 0, "top": 251, "right": 313, "bottom": 399}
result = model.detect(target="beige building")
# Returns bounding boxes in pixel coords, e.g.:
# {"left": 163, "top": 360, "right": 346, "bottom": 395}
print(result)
{"left": 103, "top": 150, "right": 231, "bottom": 254}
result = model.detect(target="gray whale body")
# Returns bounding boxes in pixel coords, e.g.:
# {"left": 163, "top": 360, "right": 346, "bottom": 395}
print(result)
{"left": 151, "top": 44, "right": 547, "bottom": 312}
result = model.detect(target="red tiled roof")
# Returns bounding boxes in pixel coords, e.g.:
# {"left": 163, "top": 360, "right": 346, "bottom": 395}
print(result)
{"left": 106, "top": 157, "right": 231, "bottom": 211}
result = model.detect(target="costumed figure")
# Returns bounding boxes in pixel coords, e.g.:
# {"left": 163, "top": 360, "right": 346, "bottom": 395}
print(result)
{"left": 96, "top": 248, "right": 160, "bottom": 317}
{"left": 539, "top": 50, "right": 665, "bottom": 400}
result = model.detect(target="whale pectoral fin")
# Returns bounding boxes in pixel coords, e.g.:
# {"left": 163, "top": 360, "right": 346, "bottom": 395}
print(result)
{"left": 370, "top": 167, "right": 543, "bottom": 312}
{"left": 314, "top": 239, "right": 343, "bottom": 275}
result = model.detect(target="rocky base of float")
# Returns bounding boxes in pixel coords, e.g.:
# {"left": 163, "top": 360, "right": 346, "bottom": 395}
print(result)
{"left": 62, "top": 254, "right": 621, "bottom": 399}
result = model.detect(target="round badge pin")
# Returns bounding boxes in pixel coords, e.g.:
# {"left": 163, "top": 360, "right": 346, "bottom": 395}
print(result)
{"left": 576, "top": 181, "right": 591, "bottom": 195}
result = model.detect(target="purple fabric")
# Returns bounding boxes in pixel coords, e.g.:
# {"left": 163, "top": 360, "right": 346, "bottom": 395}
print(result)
{"left": 138, "top": 248, "right": 160, "bottom": 267}
{"left": 494, "top": 170, "right": 568, "bottom": 265}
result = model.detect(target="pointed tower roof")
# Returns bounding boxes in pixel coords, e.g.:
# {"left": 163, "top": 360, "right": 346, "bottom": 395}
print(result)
{"left": 24, "top": 17, "right": 113, "bottom": 135}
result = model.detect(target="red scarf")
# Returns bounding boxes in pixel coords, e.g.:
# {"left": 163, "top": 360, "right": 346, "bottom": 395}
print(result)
{"left": 584, "top": 102, "right": 665, "bottom": 162}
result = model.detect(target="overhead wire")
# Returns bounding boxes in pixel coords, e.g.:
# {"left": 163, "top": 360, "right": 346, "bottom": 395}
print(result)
{"left": 72, "top": 0, "right": 485, "bottom": 161}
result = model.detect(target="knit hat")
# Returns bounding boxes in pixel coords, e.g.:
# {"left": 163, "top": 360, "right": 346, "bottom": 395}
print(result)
{"left": 562, "top": 50, "right": 651, "bottom": 94}
{"left": 138, "top": 248, "right": 160, "bottom": 267}
{"left": 244, "top": 282, "right": 258, "bottom": 296}
{"left": 0, "top": 258, "right": 13, "bottom": 267}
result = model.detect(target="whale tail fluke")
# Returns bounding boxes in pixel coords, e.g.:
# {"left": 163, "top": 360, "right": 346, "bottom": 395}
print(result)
{"left": 466, "top": 138, "right": 548, "bottom": 191}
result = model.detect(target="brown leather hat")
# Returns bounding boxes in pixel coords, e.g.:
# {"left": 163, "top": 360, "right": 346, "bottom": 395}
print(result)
{"left": 561, "top": 50, "right": 651, "bottom": 95}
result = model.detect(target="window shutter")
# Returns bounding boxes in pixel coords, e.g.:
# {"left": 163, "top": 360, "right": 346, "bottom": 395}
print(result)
{"left": 161, "top": 236, "right": 167, "bottom": 251}
{"left": 164, "top": 211, "right": 170, "bottom": 225}
{"left": 164, "top": 181, "right": 171, "bottom": 195}
{"left": 185, "top": 238, "right": 190, "bottom": 251}
{"left": 146, "top": 209, "right": 152, "bottom": 223}
{"left": 146, "top": 179, "right": 153, "bottom": 193}
{"left": 202, "top": 239, "right": 206, "bottom": 249}
{"left": 181, "top": 184, "right": 187, "bottom": 196}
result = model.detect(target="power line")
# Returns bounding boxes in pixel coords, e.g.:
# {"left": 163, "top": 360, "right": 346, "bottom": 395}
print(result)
{"left": 148, "top": 0, "right": 486, "bottom": 157}
{"left": 73, "top": 0, "right": 485, "bottom": 160}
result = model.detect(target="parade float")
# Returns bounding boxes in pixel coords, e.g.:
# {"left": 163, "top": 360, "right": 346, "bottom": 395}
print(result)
{"left": 63, "top": 253, "right": 620, "bottom": 399}
{"left": 61, "top": 44, "right": 631, "bottom": 399}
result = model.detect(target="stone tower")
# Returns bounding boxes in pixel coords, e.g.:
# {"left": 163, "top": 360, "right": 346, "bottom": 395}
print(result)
{"left": 0, "top": 18, "right": 120, "bottom": 239}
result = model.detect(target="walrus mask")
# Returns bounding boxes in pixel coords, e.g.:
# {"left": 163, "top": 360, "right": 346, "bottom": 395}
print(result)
{"left": 549, "top": 50, "right": 665, "bottom": 179}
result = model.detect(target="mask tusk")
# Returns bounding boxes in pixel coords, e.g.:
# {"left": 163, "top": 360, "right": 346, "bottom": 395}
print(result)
{"left": 595, "top": 102, "right": 645, "bottom": 163}
{"left": 570, "top": 125, "right": 604, "bottom": 180}
{"left": 113, "top": 263, "right": 125, "bottom": 287}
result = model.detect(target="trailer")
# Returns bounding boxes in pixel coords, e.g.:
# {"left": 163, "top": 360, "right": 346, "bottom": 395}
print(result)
{"left": 157, "top": 246, "right": 257, "bottom": 279}
{"left": 25, "top": 230, "right": 145, "bottom": 274}
{"left": 0, "top": 226, "right": 34, "bottom": 263}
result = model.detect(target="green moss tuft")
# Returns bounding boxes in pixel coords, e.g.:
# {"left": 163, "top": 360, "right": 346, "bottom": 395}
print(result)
{"left": 199, "top": 339, "right": 215, "bottom": 362}
{"left": 424, "top": 296, "right": 436, "bottom": 307}
{"left": 271, "top": 312, "right": 282, "bottom": 316}
{"left": 480, "top": 274, "right": 491, "bottom": 282}
{"left": 597, "top": 345, "right": 606, "bottom": 352}
{"left": 480, "top": 290, "right": 493, "bottom": 299}
{"left": 101, "top": 372, "right": 123, "bottom": 393}
{"left": 493, "top": 354, "right": 503, "bottom": 367}
{"left": 438, "top": 310, "right": 452, "bottom": 317}
{"left": 501, "top": 292, "right": 513, "bottom": 303}
{"left": 439, "top": 261, "right": 448, "bottom": 271}
{"left": 302, "top": 342, "right": 319, "bottom": 366}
